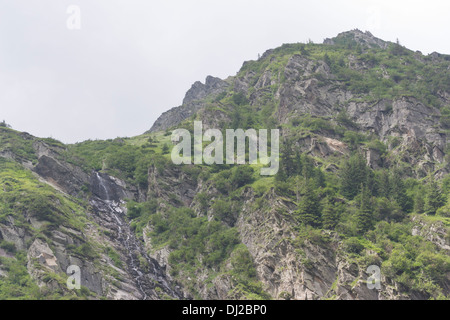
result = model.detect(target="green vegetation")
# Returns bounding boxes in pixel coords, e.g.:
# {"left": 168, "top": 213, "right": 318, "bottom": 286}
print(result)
{"left": 61, "top": 134, "right": 173, "bottom": 188}
{"left": 142, "top": 206, "right": 268, "bottom": 298}
{"left": 0, "top": 251, "right": 42, "bottom": 299}
{"left": 0, "top": 158, "right": 88, "bottom": 231}
{"left": 0, "top": 157, "right": 97, "bottom": 300}
{"left": 0, "top": 127, "right": 37, "bottom": 162}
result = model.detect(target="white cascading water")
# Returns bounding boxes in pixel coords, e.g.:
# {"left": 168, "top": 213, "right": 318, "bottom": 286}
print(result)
{"left": 96, "top": 172, "right": 110, "bottom": 201}
{"left": 90, "top": 172, "right": 181, "bottom": 300}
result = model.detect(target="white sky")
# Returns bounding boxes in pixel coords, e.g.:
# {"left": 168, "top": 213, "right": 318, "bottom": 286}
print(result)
{"left": 0, "top": 0, "right": 449, "bottom": 143}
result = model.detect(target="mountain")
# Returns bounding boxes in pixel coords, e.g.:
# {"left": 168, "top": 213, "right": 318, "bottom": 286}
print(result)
{"left": 1, "top": 30, "right": 450, "bottom": 300}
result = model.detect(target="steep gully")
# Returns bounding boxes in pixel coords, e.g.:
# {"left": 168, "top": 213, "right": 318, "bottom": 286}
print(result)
{"left": 90, "top": 172, "right": 182, "bottom": 300}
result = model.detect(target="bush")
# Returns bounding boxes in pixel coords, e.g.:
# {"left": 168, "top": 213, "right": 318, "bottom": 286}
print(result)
{"left": 0, "top": 241, "right": 16, "bottom": 254}
{"left": 367, "top": 139, "right": 387, "bottom": 154}
{"left": 343, "top": 237, "right": 364, "bottom": 254}
{"left": 150, "top": 206, "right": 240, "bottom": 269}
{"left": 230, "top": 245, "right": 257, "bottom": 279}
{"left": 336, "top": 110, "right": 356, "bottom": 128}
{"left": 231, "top": 166, "right": 254, "bottom": 188}
{"left": 105, "top": 246, "right": 123, "bottom": 268}
{"left": 232, "top": 92, "right": 249, "bottom": 106}
{"left": 212, "top": 199, "right": 233, "bottom": 221}
{"left": 343, "top": 131, "right": 367, "bottom": 149}
{"left": 127, "top": 201, "right": 142, "bottom": 219}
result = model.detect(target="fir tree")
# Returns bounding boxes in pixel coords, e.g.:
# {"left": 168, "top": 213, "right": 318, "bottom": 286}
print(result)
{"left": 280, "top": 138, "right": 295, "bottom": 177}
{"left": 377, "top": 170, "right": 391, "bottom": 198}
{"left": 301, "top": 153, "right": 314, "bottom": 180}
{"left": 162, "top": 143, "right": 170, "bottom": 154}
{"left": 313, "top": 168, "right": 326, "bottom": 189}
{"left": 275, "top": 163, "right": 288, "bottom": 182}
{"left": 365, "top": 169, "right": 377, "bottom": 197}
{"left": 424, "top": 179, "right": 445, "bottom": 215}
{"left": 294, "top": 150, "right": 303, "bottom": 176}
{"left": 356, "top": 184, "right": 373, "bottom": 234}
{"left": 296, "top": 180, "right": 321, "bottom": 227}
{"left": 414, "top": 191, "right": 425, "bottom": 214}
{"left": 391, "top": 169, "right": 413, "bottom": 213}
{"left": 340, "top": 154, "right": 367, "bottom": 200}
{"left": 322, "top": 197, "right": 338, "bottom": 230}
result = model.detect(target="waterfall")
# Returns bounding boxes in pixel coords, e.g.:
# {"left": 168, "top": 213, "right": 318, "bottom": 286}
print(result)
{"left": 95, "top": 172, "right": 110, "bottom": 201}
{"left": 89, "top": 197, "right": 182, "bottom": 300}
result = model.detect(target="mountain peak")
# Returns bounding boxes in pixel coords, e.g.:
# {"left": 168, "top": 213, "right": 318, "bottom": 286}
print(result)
{"left": 324, "top": 29, "right": 389, "bottom": 49}
{"left": 182, "top": 75, "right": 228, "bottom": 105}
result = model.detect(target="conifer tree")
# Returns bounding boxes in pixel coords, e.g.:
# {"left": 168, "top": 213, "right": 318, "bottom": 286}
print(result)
{"left": 391, "top": 169, "right": 412, "bottom": 213}
{"left": 275, "top": 163, "right": 287, "bottom": 182}
{"left": 313, "top": 168, "right": 326, "bottom": 189}
{"left": 294, "top": 150, "right": 303, "bottom": 176}
{"left": 280, "top": 138, "right": 295, "bottom": 177}
{"left": 356, "top": 184, "right": 373, "bottom": 234}
{"left": 301, "top": 153, "right": 314, "bottom": 180}
{"left": 340, "top": 154, "right": 367, "bottom": 200}
{"left": 377, "top": 170, "right": 391, "bottom": 198}
{"left": 414, "top": 191, "right": 425, "bottom": 214}
{"left": 322, "top": 197, "right": 338, "bottom": 230}
{"left": 365, "top": 169, "right": 377, "bottom": 197}
{"left": 424, "top": 179, "right": 445, "bottom": 215}
{"left": 162, "top": 143, "right": 169, "bottom": 154}
{"left": 296, "top": 180, "right": 321, "bottom": 227}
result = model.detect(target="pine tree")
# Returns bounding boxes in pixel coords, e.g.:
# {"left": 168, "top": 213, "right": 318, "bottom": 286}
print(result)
{"left": 280, "top": 138, "right": 295, "bottom": 177}
{"left": 377, "top": 170, "right": 391, "bottom": 198}
{"left": 294, "top": 150, "right": 303, "bottom": 176}
{"left": 301, "top": 153, "right": 314, "bottom": 180}
{"left": 296, "top": 180, "right": 321, "bottom": 227}
{"left": 313, "top": 168, "right": 326, "bottom": 189}
{"left": 275, "top": 163, "right": 287, "bottom": 182}
{"left": 424, "top": 179, "right": 445, "bottom": 215}
{"left": 340, "top": 154, "right": 367, "bottom": 200}
{"left": 414, "top": 191, "right": 425, "bottom": 214}
{"left": 391, "top": 169, "right": 412, "bottom": 213}
{"left": 322, "top": 197, "right": 338, "bottom": 230}
{"left": 0, "top": 120, "right": 11, "bottom": 128}
{"left": 162, "top": 143, "right": 170, "bottom": 154}
{"left": 356, "top": 184, "right": 373, "bottom": 234}
{"left": 365, "top": 169, "right": 377, "bottom": 197}
{"left": 294, "top": 176, "right": 303, "bottom": 203}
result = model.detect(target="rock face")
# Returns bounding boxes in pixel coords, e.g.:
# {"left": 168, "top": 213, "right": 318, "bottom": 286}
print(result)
{"left": 34, "top": 155, "right": 89, "bottom": 196}
{"left": 235, "top": 188, "right": 424, "bottom": 300}
{"left": 147, "top": 164, "right": 197, "bottom": 207}
{"left": 183, "top": 76, "right": 230, "bottom": 105}
{"left": 148, "top": 76, "right": 229, "bottom": 133}
{"left": 412, "top": 216, "right": 450, "bottom": 252}
{"left": 89, "top": 171, "right": 131, "bottom": 201}
{"left": 88, "top": 198, "right": 183, "bottom": 300}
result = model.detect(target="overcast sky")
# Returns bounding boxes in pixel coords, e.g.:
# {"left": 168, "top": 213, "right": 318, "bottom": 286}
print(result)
{"left": 0, "top": 0, "right": 449, "bottom": 143}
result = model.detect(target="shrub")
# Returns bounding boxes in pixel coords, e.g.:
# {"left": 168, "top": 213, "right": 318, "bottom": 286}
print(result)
{"left": 0, "top": 241, "right": 16, "bottom": 254}
{"left": 230, "top": 165, "right": 254, "bottom": 188}
{"left": 232, "top": 92, "right": 249, "bottom": 106}
{"left": 343, "top": 237, "right": 364, "bottom": 254}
